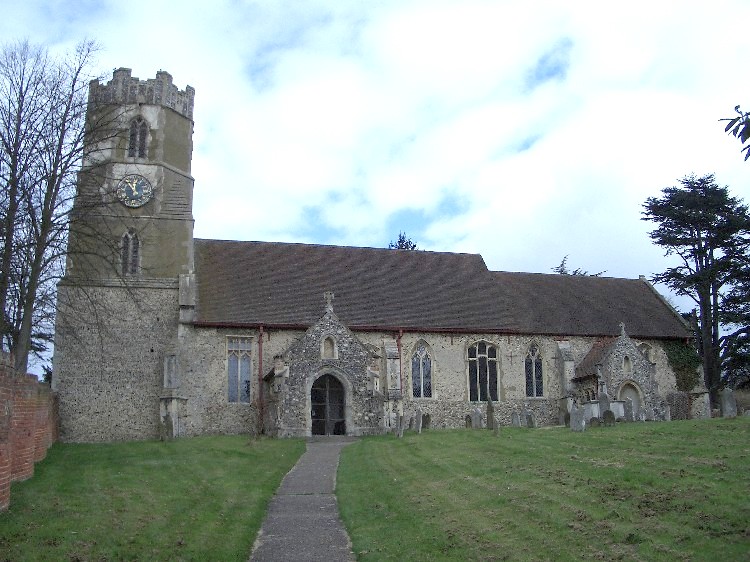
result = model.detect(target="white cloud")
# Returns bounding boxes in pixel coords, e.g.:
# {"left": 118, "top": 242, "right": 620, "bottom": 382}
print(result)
{"left": 2, "top": 0, "right": 749, "bottom": 312}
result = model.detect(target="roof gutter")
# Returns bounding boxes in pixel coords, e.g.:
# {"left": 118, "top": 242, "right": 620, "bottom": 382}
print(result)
{"left": 191, "top": 320, "right": 688, "bottom": 341}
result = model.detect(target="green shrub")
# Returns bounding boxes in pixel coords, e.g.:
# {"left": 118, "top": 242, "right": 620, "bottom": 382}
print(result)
{"left": 663, "top": 340, "right": 701, "bottom": 391}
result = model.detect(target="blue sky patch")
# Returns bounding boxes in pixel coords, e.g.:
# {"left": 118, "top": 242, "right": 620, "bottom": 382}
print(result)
{"left": 526, "top": 38, "right": 573, "bottom": 91}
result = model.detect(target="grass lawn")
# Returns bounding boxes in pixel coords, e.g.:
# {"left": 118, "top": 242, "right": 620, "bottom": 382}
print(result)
{"left": 0, "top": 435, "right": 304, "bottom": 561}
{"left": 337, "top": 418, "right": 750, "bottom": 561}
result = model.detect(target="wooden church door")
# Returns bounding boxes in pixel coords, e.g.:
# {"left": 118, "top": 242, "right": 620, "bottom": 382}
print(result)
{"left": 311, "top": 374, "right": 346, "bottom": 435}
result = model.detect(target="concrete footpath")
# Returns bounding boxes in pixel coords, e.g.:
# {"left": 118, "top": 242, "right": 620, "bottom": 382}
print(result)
{"left": 249, "top": 437, "right": 358, "bottom": 562}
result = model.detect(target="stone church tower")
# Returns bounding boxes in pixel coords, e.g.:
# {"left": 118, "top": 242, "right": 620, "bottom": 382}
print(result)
{"left": 54, "top": 70, "right": 196, "bottom": 441}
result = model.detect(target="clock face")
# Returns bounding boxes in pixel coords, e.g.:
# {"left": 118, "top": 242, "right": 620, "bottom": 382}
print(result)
{"left": 116, "top": 174, "right": 153, "bottom": 208}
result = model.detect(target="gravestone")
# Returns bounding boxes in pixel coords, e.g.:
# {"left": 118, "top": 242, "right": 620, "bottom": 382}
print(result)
{"left": 719, "top": 388, "right": 737, "bottom": 418}
{"left": 589, "top": 417, "right": 600, "bottom": 428}
{"left": 603, "top": 410, "right": 616, "bottom": 427}
{"left": 511, "top": 411, "right": 521, "bottom": 427}
{"left": 623, "top": 398, "right": 634, "bottom": 422}
{"left": 471, "top": 408, "right": 483, "bottom": 429}
{"left": 408, "top": 415, "right": 415, "bottom": 430}
{"left": 422, "top": 413, "right": 431, "bottom": 429}
{"left": 525, "top": 411, "right": 537, "bottom": 429}
{"left": 598, "top": 392, "right": 610, "bottom": 415}
{"left": 397, "top": 415, "right": 405, "bottom": 438}
{"left": 465, "top": 414, "right": 472, "bottom": 428}
{"left": 486, "top": 398, "right": 497, "bottom": 431}
{"left": 570, "top": 404, "right": 586, "bottom": 432}
{"left": 564, "top": 412, "right": 571, "bottom": 427}
{"left": 414, "top": 408, "right": 423, "bottom": 433}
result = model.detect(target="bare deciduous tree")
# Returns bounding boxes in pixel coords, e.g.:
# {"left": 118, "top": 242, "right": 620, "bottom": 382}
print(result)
{"left": 0, "top": 39, "right": 111, "bottom": 373}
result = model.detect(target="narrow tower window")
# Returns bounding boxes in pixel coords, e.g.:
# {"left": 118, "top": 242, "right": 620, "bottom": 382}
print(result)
{"left": 128, "top": 117, "right": 148, "bottom": 158}
{"left": 121, "top": 230, "right": 140, "bottom": 275}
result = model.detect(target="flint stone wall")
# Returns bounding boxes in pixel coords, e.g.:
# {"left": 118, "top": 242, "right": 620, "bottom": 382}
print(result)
{"left": 53, "top": 283, "right": 179, "bottom": 442}
{"left": 276, "top": 312, "right": 384, "bottom": 437}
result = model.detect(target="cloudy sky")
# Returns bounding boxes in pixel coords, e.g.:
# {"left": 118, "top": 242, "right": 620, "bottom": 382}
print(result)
{"left": 2, "top": 0, "right": 748, "bottom": 313}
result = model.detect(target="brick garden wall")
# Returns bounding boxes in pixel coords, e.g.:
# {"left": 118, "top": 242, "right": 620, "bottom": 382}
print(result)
{"left": 0, "top": 355, "right": 58, "bottom": 511}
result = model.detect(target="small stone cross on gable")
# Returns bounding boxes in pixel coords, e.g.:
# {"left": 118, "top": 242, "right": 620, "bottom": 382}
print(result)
{"left": 324, "top": 291, "right": 334, "bottom": 313}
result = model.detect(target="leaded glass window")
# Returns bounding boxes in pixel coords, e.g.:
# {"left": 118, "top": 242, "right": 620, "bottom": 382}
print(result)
{"left": 227, "top": 336, "right": 252, "bottom": 403}
{"left": 128, "top": 117, "right": 148, "bottom": 158}
{"left": 525, "top": 344, "right": 543, "bottom": 397}
{"left": 121, "top": 230, "right": 139, "bottom": 275}
{"left": 411, "top": 343, "right": 432, "bottom": 398}
{"left": 468, "top": 342, "right": 498, "bottom": 401}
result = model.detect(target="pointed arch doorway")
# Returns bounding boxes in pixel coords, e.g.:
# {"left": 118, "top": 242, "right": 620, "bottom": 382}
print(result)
{"left": 311, "top": 374, "right": 346, "bottom": 435}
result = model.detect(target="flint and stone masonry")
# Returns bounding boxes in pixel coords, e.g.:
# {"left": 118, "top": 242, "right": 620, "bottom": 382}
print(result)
{"left": 53, "top": 68, "right": 704, "bottom": 442}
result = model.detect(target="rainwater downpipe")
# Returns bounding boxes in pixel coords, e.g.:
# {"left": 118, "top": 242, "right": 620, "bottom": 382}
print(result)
{"left": 397, "top": 329, "right": 404, "bottom": 396}
{"left": 258, "top": 325, "right": 264, "bottom": 431}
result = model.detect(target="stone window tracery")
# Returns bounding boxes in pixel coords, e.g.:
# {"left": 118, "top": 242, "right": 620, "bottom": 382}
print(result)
{"left": 411, "top": 342, "right": 432, "bottom": 398}
{"left": 468, "top": 342, "right": 498, "bottom": 402}
{"left": 121, "top": 230, "right": 139, "bottom": 275}
{"left": 128, "top": 117, "right": 148, "bottom": 158}
{"left": 227, "top": 336, "right": 252, "bottom": 403}
{"left": 525, "top": 343, "right": 543, "bottom": 397}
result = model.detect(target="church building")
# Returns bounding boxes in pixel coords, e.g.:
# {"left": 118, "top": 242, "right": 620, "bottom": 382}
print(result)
{"left": 52, "top": 69, "right": 700, "bottom": 442}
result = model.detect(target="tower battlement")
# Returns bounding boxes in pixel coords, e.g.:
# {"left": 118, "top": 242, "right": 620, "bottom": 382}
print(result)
{"left": 89, "top": 68, "right": 194, "bottom": 119}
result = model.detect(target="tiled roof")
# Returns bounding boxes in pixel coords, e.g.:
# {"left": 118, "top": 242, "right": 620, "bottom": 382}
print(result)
{"left": 193, "top": 239, "right": 691, "bottom": 339}
{"left": 574, "top": 338, "right": 616, "bottom": 379}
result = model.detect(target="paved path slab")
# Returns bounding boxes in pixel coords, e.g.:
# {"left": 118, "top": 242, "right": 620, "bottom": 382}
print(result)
{"left": 249, "top": 437, "right": 357, "bottom": 562}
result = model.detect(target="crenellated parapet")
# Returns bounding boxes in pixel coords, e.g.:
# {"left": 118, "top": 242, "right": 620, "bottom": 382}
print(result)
{"left": 89, "top": 68, "right": 194, "bottom": 119}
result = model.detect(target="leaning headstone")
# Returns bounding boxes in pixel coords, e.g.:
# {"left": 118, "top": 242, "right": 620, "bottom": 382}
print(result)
{"left": 511, "top": 411, "right": 521, "bottom": 427}
{"left": 414, "top": 408, "right": 423, "bottom": 434}
{"left": 570, "top": 405, "right": 586, "bottom": 432}
{"left": 623, "top": 398, "right": 634, "bottom": 422}
{"left": 603, "top": 410, "right": 616, "bottom": 427}
{"left": 471, "top": 408, "right": 484, "bottom": 429}
{"left": 526, "top": 411, "right": 537, "bottom": 428}
{"left": 719, "top": 388, "right": 737, "bottom": 418}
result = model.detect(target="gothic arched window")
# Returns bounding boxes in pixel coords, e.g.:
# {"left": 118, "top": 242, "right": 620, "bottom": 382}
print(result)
{"left": 227, "top": 336, "right": 252, "bottom": 403}
{"left": 121, "top": 230, "right": 140, "bottom": 275}
{"left": 128, "top": 117, "right": 148, "bottom": 158}
{"left": 468, "top": 342, "right": 498, "bottom": 402}
{"left": 412, "top": 342, "right": 432, "bottom": 398}
{"left": 525, "top": 343, "right": 543, "bottom": 397}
